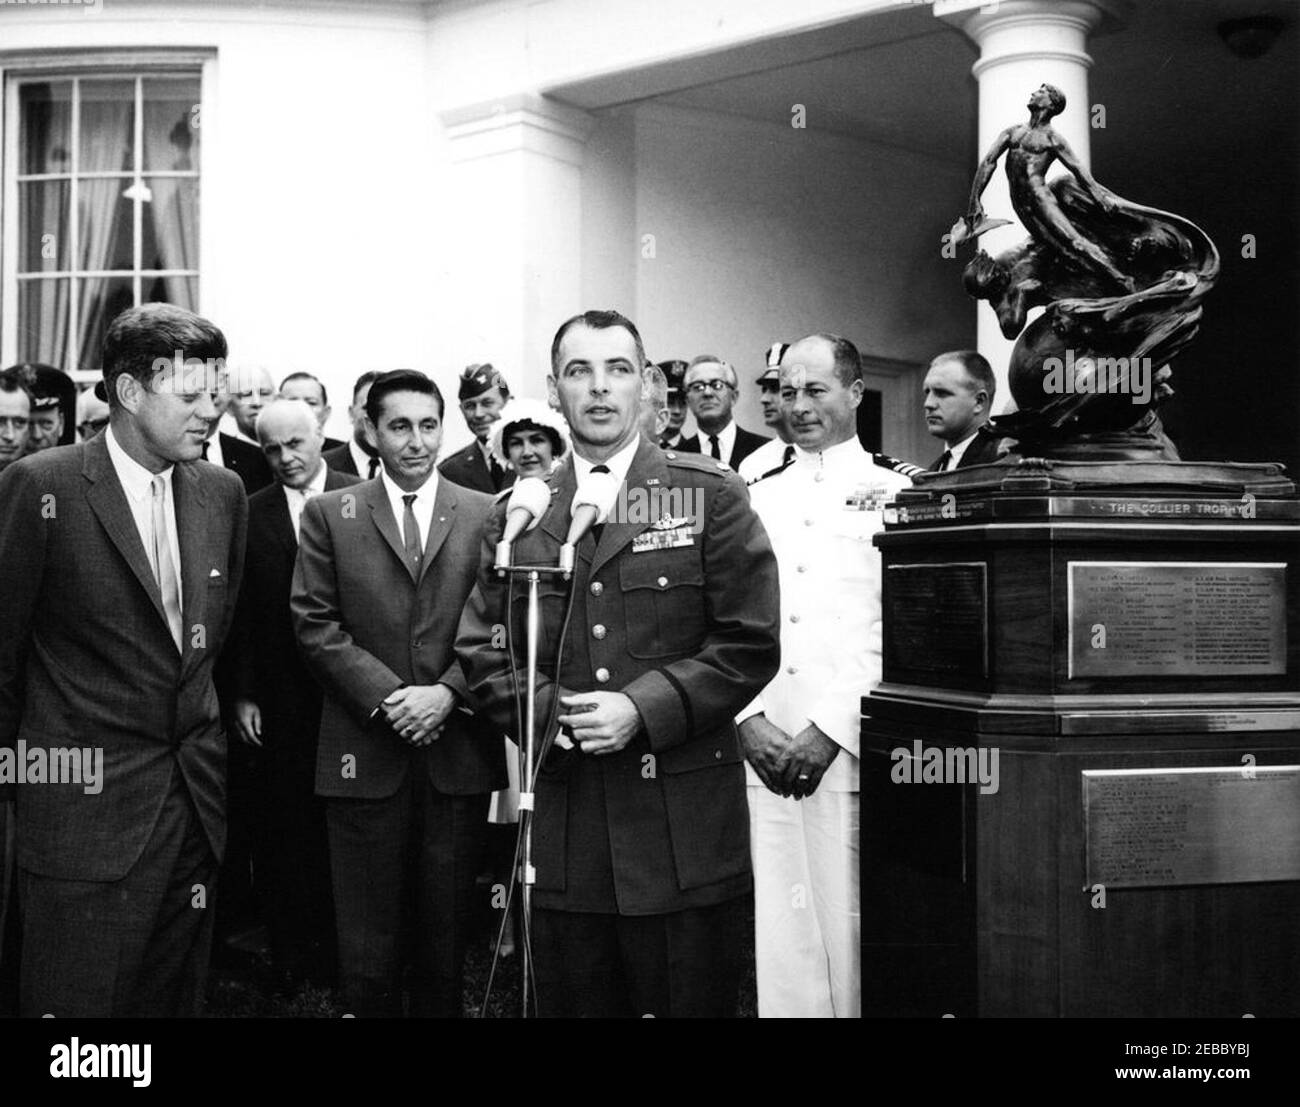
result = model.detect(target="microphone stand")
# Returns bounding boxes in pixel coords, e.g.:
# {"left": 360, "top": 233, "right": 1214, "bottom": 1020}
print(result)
{"left": 494, "top": 549, "right": 575, "bottom": 1018}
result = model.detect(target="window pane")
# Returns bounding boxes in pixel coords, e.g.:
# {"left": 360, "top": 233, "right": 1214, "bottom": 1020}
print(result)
{"left": 144, "top": 275, "right": 198, "bottom": 314}
{"left": 78, "top": 179, "right": 134, "bottom": 272}
{"left": 17, "top": 279, "right": 72, "bottom": 370}
{"left": 143, "top": 79, "right": 201, "bottom": 172}
{"left": 19, "top": 81, "right": 73, "bottom": 175}
{"left": 77, "top": 276, "right": 135, "bottom": 373}
{"left": 18, "top": 181, "right": 71, "bottom": 272}
{"left": 142, "top": 178, "right": 199, "bottom": 272}
{"left": 79, "top": 79, "right": 135, "bottom": 173}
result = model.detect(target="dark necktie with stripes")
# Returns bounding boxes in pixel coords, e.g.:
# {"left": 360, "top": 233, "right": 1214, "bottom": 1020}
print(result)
{"left": 368, "top": 454, "right": 380, "bottom": 479}
{"left": 708, "top": 434, "right": 721, "bottom": 461}
{"left": 936, "top": 450, "right": 953, "bottom": 472}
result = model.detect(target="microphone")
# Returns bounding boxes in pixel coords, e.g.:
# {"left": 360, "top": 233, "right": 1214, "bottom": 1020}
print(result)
{"left": 559, "top": 470, "right": 621, "bottom": 575}
{"left": 493, "top": 477, "right": 553, "bottom": 571}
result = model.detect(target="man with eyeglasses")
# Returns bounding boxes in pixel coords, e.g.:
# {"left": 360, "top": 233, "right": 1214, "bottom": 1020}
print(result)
{"left": 677, "top": 355, "right": 770, "bottom": 470}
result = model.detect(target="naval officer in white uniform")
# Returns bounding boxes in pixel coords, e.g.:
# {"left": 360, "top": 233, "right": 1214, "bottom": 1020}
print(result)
{"left": 737, "top": 332, "right": 911, "bottom": 1018}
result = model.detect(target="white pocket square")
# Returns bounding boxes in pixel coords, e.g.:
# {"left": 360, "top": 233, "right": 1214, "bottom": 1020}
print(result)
{"left": 209, "top": 569, "right": 222, "bottom": 578}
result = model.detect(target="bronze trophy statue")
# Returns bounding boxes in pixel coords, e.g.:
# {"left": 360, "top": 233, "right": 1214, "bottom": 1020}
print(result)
{"left": 951, "top": 83, "right": 1219, "bottom": 461}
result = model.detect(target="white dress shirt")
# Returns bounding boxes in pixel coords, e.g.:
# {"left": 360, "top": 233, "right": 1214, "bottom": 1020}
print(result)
{"left": 380, "top": 465, "right": 438, "bottom": 551}
{"left": 283, "top": 461, "right": 329, "bottom": 543}
{"left": 349, "top": 438, "right": 378, "bottom": 479}
{"left": 105, "top": 426, "right": 183, "bottom": 611}
{"left": 698, "top": 419, "right": 736, "bottom": 464}
{"left": 738, "top": 436, "right": 911, "bottom": 791}
{"left": 203, "top": 431, "right": 224, "bottom": 469}
{"left": 942, "top": 428, "right": 981, "bottom": 469}
{"left": 573, "top": 432, "right": 640, "bottom": 487}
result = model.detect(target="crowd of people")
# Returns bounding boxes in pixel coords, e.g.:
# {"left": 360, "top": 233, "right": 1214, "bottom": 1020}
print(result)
{"left": 0, "top": 301, "right": 1001, "bottom": 1018}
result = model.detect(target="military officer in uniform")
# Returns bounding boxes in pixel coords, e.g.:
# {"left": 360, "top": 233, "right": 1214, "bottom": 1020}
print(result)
{"left": 438, "top": 364, "right": 514, "bottom": 494}
{"left": 738, "top": 332, "right": 911, "bottom": 1018}
{"left": 456, "top": 309, "right": 780, "bottom": 1018}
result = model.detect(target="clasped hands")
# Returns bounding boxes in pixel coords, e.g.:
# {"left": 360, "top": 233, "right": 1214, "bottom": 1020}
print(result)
{"left": 381, "top": 684, "right": 458, "bottom": 747}
{"left": 556, "top": 691, "right": 643, "bottom": 755}
{"left": 739, "top": 716, "right": 839, "bottom": 800}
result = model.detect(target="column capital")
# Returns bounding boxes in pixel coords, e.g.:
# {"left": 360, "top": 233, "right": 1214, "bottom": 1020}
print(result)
{"left": 440, "top": 94, "right": 594, "bottom": 166}
{"left": 936, "top": 0, "right": 1131, "bottom": 77}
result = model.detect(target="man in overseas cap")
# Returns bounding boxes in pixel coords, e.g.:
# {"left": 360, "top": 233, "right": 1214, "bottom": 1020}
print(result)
{"left": 738, "top": 342, "right": 797, "bottom": 484}
{"left": 4, "top": 363, "right": 75, "bottom": 454}
{"left": 737, "top": 332, "right": 911, "bottom": 1017}
{"left": 438, "top": 363, "right": 514, "bottom": 494}
{"left": 656, "top": 359, "right": 689, "bottom": 449}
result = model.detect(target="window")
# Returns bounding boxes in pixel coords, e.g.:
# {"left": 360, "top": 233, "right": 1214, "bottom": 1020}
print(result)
{"left": 3, "top": 71, "right": 201, "bottom": 373}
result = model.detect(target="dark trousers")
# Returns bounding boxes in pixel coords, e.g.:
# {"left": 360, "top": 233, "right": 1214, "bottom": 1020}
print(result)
{"left": 261, "top": 724, "right": 335, "bottom": 982}
{"left": 326, "top": 776, "right": 488, "bottom": 1018}
{"left": 18, "top": 770, "right": 218, "bottom": 1017}
{"left": 533, "top": 896, "right": 747, "bottom": 1018}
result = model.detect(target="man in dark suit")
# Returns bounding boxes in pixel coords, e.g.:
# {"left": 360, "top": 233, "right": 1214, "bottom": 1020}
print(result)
{"left": 0, "top": 303, "right": 246, "bottom": 1017}
{"left": 322, "top": 370, "right": 382, "bottom": 478}
{"left": 437, "top": 363, "right": 514, "bottom": 494}
{"left": 223, "top": 398, "right": 359, "bottom": 986}
{"left": 922, "top": 350, "right": 1003, "bottom": 470}
{"left": 292, "top": 370, "right": 505, "bottom": 1017}
{"left": 677, "top": 354, "right": 770, "bottom": 468}
{"left": 456, "top": 310, "right": 781, "bottom": 1017}
{"left": 278, "top": 371, "right": 344, "bottom": 452}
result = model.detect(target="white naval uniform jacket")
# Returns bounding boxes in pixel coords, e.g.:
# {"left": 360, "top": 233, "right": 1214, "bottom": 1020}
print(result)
{"left": 739, "top": 437, "right": 911, "bottom": 792}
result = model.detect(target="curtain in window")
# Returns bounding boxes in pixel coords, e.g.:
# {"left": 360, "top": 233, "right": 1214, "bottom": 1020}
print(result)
{"left": 141, "top": 84, "right": 198, "bottom": 310}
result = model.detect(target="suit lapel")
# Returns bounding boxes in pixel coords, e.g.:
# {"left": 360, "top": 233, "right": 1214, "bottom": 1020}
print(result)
{"left": 83, "top": 437, "right": 171, "bottom": 632}
{"left": 173, "top": 460, "right": 211, "bottom": 669}
{"left": 364, "top": 479, "right": 413, "bottom": 582}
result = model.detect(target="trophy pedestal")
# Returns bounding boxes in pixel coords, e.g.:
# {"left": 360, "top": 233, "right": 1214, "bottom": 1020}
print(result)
{"left": 862, "top": 460, "right": 1300, "bottom": 1016}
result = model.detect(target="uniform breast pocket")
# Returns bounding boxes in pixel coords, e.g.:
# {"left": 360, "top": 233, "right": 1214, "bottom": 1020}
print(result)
{"left": 620, "top": 552, "right": 706, "bottom": 659}
{"left": 828, "top": 510, "right": 881, "bottom": 583}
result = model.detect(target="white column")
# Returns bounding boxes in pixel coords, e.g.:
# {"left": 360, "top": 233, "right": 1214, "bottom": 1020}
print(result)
{"left": 439, "top": 95, "right": 594, "bottom": 401}
{"left": 936, "top": 0, "right": 1127, "bottom": 409}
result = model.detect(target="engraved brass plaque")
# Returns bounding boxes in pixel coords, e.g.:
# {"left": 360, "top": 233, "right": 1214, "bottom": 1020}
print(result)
{"left": 1083, "top": 766, "right": 1300, "bottom": 888}
{"left": 885, "top": 562, "right": 988, "bottom": 678}
{"left": 1068, "top": 562, "right": 1286, "bottom": 678}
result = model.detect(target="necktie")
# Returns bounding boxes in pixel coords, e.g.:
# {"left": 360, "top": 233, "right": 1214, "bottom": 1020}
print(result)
{"left": 708, "top": 434, "right": 721, "bottom": 461}
{"left": 782, "top": 444, "right": 795, "bottom": 465}
{"left": 489, "top": 454, "right": 506, "bottom": 492}
{"left": 590, "top": 464, "right": 610, "bottom": 545}
{"left": 401, "top": 493, "right": 422, "bottom": 578}
{"left": 200, "top": 439, "right": 209, "bottom": 460}
{"left": 936, "top": 450, "right": 953, "bottom": 472}
{"left": 150, "top": 476, "right": 184, "bottom": 652}
{"left": 368, "top": 455, "right": 380, "bottom": 479}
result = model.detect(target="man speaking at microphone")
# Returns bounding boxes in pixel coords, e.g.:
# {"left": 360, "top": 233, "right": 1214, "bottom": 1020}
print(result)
{"left": 456, "top": 310, "right": 780, "bottom": 1017}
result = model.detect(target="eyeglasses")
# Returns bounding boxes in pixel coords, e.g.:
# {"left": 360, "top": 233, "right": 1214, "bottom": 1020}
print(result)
{"left": 685, "top": 380, "right": 733, "bottom": 395}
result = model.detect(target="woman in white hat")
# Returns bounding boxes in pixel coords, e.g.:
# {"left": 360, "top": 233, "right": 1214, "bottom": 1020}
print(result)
{"left": 489, "top": 398, "right": 570, "bottom": 483}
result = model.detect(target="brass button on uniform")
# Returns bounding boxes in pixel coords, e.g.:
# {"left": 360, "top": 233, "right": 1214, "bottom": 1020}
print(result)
{"left": 595, "top": 667, "right": 611, "bottom": 684}
{"left": 787, "top": 665, "right": 798, "bottom": 675}
{"left": 789, "top": 614, "right": 800, "bottom": 623}
{"left": 657, "top": 576, "right": 668, "bottom": 588}
{"left": 796, "top": 564, "right": 807, "bottom": 573}
{"left": 592, "top": 624, "right": 607, "bottom": 639}
{"left": 590, "top": 581, "right": 603, "bottom": 596}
